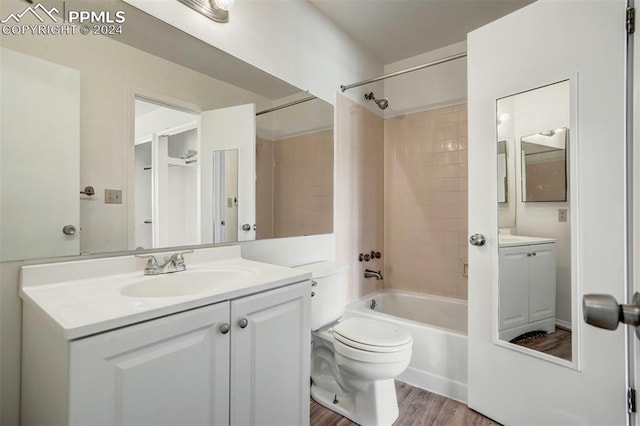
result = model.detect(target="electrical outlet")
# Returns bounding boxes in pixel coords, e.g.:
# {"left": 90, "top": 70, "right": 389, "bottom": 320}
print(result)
{"left": 558, "top": 208, "right": 568, "bottom": 222}
{"left": 105, "top": 189, "right": 122, "bottom": 204}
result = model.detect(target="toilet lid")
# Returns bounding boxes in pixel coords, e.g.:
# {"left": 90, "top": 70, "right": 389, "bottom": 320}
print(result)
{"left": 332, "top": 318, "right": 412, "bottom": 352}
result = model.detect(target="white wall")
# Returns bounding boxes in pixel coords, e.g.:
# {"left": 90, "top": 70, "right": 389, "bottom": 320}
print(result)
{"left": 383, "top": 41, "right": 467, "bottom": 117}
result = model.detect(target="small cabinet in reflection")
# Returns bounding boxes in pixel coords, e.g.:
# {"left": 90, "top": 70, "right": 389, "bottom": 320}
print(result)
{"left": 498, "top": 237, "right": 556, "bottom": 342}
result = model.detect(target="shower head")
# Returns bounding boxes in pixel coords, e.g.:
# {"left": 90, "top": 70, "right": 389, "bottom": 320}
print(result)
{"left": 375, "top": 98, "right": 389, "bottom": 110}
{"left": 364, "top": 92, "right": 389, "bottom": 110}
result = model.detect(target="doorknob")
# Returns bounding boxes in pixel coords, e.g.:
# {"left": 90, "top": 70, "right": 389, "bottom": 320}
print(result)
{"left": 583, "top": 292, "right": 640, "bottom": 338}
{"left": 469, "top": 233, "right": 486, "bottom": 247}
{"left": 62, "top": 225, "right": 76, "bottom": 235}
{"left": 241, "top": 224, "right": 251, "bottom": 231}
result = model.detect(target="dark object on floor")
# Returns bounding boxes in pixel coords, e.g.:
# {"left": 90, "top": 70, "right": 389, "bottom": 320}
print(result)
{"left": 509, "top": 330, "right": 547, "bottom": 344}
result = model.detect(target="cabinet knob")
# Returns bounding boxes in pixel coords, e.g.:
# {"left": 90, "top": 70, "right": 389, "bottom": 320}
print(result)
{"left": 239, "top": 318, "right": 249, "bottom": 329}
{"left": 219, "top": 323, "right": 230, "bottom": 334}
{"left": 532, "top": 252, "right": 537, "bottom": 256}
{"left": 527, "top": 253, "right": 532, "bottom": 257}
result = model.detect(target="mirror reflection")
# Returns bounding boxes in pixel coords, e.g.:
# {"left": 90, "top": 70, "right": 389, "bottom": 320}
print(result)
{"left": 521, "top": 128, "right": 568, "bottom": 202}
{"left": 0, "top": 0, "right": 334, "bottom": 262}
{"left": 496, "top": 80, "right": 572, "bottom": 362}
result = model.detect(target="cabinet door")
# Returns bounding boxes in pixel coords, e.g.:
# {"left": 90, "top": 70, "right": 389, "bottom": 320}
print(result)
{"left": 69, "top": 302, "right": 230, "bottom": 426}
{"left": 528, "top": 243, "right": 557, "bottom": 323}
{"left": 230, "top": 282, "right": 310, "bottom": 426}
{"left": 499, "top": 246, "right": 531, "bottom": 331}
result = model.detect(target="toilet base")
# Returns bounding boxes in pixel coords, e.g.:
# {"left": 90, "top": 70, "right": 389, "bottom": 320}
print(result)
{"left": 311, "top": 379, "right": 399, "bottom": 426}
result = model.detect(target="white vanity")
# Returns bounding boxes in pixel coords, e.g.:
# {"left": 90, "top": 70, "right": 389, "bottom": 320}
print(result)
{"left": 498, "top": 235, "right": 556, "bottom": 341}
{"left": 19, "top": 246, "right": 311, "bottom": 426}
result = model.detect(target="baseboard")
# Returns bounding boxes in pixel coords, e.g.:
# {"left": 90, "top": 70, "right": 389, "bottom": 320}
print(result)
{"left": 555, "top": 319, "right": 571, "bottom": 331}
{"left": 398, "top": 366, "right": 467, "bottom": 403}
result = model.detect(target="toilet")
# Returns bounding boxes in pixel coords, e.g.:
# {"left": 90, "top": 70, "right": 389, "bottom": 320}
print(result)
{"left": 296, "top": 261, "right": 413, "bottom": 426}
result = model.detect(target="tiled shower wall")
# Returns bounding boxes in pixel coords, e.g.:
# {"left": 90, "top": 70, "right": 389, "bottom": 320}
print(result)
{"left": 384, "top": 104, "right": 469, "bottom": 300}
{"left": 335, "top": 94, "right": 385, "bottom": 301}
{"left": 256, "top": 130, "right": 333, "bottom": 240}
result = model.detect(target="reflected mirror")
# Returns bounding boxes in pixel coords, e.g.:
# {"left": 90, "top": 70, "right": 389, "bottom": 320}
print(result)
{"left": 212, "top": 149, "right": 239, "bottom": 244}
{"left": 496, "top": 80, "right": 573, "bottom": 363}
{"left": 497, "top": 140, "right": 508, "bottom": 203}
{"left": 521, "top": 128, "right": 568, "bottom": 202}
{"left": 0, "top": 0, "right": 334, "bottom": 262}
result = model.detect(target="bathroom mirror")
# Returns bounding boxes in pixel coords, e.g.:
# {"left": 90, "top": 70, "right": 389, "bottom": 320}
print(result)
{"left": 212, "top": 149, "right": 240, "bottom": 244}
{"left": 497, "top": 140, "right": 508, "bottom": 203}
{"left": 0, "top": 0, "right": 334, "bottom": 262}
{"left": 496, "top": 80, "right": 574, "bottom": 365}
{"left": 521, "top": 128, "right": 568, "bottom": 202}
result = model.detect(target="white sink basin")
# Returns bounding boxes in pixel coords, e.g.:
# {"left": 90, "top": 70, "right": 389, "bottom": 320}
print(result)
{"left": 121, "top": 268, "right": 257, "bottom": 298}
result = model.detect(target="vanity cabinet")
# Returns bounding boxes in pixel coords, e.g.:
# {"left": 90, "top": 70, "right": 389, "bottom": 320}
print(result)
{"left": 498, "top": 242, "right": 556, "bottom": 341}
{"left": 21, "top": 282, "right": 310, "bottom": 426}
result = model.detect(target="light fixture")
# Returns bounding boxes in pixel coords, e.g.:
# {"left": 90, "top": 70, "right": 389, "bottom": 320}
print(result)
{"left": 177, "top": 0, "right": 233, "bottom": 23}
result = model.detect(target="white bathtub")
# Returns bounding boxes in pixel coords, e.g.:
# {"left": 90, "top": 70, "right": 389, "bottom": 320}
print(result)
{"left": 343, "top": 289, "right": 468, "bottom": 403}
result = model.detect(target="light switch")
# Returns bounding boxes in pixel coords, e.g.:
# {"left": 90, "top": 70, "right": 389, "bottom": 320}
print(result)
{"left": 105, "top": 189, "right": 122, "bottom": 204}
{"left": 558, "top": 208, "right": 568, "bottom": 222}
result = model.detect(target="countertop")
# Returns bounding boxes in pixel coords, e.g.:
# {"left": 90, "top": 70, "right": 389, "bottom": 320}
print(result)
{"left": 499, "top": 234, "right": 556, "bottom": 247}
{"left": 20, "top": 246, "right": 311, "bottom": 340}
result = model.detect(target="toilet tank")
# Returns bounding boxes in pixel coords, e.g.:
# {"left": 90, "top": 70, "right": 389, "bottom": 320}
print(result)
{"left": 295, "top": 261, "right": 348, "bottom": 331}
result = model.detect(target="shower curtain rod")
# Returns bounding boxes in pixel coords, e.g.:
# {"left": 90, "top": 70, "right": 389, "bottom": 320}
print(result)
{"left": 256, "top": 95, "right": 317, "bottom": 116}
{"left": 340, "top": 51, "right": 467, "bottom": 92}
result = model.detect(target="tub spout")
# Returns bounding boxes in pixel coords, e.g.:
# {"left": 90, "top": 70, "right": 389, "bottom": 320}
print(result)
{"left": 364, "top": 269, "right": 383, "bottom": 280}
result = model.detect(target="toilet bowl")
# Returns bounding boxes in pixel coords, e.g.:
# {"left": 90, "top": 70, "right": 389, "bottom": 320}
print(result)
{"left": 296, "top": 262, "right": 413, "bottom": 426}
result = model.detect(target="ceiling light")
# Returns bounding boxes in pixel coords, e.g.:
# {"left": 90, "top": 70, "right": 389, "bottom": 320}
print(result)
{"left": 177, "top": 0, "right": 232, "bottom": 23}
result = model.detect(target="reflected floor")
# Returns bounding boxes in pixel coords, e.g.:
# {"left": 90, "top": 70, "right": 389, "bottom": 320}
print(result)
{"left": 512, "top": 327, "right": 571, "bottom": 361}
{"left": 310, "top": 380, "right": 498, "bottom": 426}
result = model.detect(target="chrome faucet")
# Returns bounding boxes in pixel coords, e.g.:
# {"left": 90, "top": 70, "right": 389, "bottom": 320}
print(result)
{"left": 136, "top": 250, "right": 193, "bottom": 275}
{"left": 364, "top": 269, "right": 383, "bottom": 280}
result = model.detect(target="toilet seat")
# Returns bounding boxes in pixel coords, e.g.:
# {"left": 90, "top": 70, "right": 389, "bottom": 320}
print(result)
{"left": 331, "top": 318, "right": 413, "bottom": 363}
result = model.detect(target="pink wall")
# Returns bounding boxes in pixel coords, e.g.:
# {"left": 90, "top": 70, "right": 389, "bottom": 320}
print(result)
{"left": 384, "top": 104, "right": 468, "bottom": 300}
{"left": 256, "top": 130, "right": 333, "bottom": 240}
{"left": 335, "top": 94, "right": 385, "bottom": 301}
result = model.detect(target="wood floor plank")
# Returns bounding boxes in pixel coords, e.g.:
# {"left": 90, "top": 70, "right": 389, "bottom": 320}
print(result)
{"left": 512, "top": 327, "right": 571, "bottom": 361}
{"left": 310, "top": 381, "right": 499, "bottom": 426}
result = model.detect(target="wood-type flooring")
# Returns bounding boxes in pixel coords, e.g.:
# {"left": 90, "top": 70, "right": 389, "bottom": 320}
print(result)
{"left": 310, "top": 381, "right": 499, "bottom": 426}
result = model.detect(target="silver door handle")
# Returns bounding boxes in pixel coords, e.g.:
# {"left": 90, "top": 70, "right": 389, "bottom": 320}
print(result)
{"left": 241, "top": 224, "right": 251, "bottom": 231}
{"left": 62, "top": 225, "right": 76, "bottom": 235}
{"left": 468, "top": 233, "right": 486, "bottom": 247}
{"left": 583, "top": 292, "right": 640, "bottom": 339}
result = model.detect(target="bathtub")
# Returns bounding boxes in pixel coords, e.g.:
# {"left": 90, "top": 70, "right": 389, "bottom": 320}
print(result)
{"left": 343, "top": 289, "right": 468, "bottom": 403}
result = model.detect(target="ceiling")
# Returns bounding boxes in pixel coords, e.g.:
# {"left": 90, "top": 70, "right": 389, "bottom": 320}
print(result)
{"left": 309, "top": 0, "right": 534, "bottom": 64}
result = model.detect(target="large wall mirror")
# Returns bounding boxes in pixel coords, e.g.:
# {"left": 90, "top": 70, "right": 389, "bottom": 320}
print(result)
{"left": 0, "top": 0, "right": 334, "bottom": 262}
{"left": 495, "top": 80, "right": 575, "bottom": 365}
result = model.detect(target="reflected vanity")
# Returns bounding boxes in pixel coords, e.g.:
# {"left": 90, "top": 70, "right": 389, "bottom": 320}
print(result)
{"left": 496, "top": 80, "right": 574, "bottom": 364}
{"left": 0, "top": 0, "right": 334, "bottom": 262}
